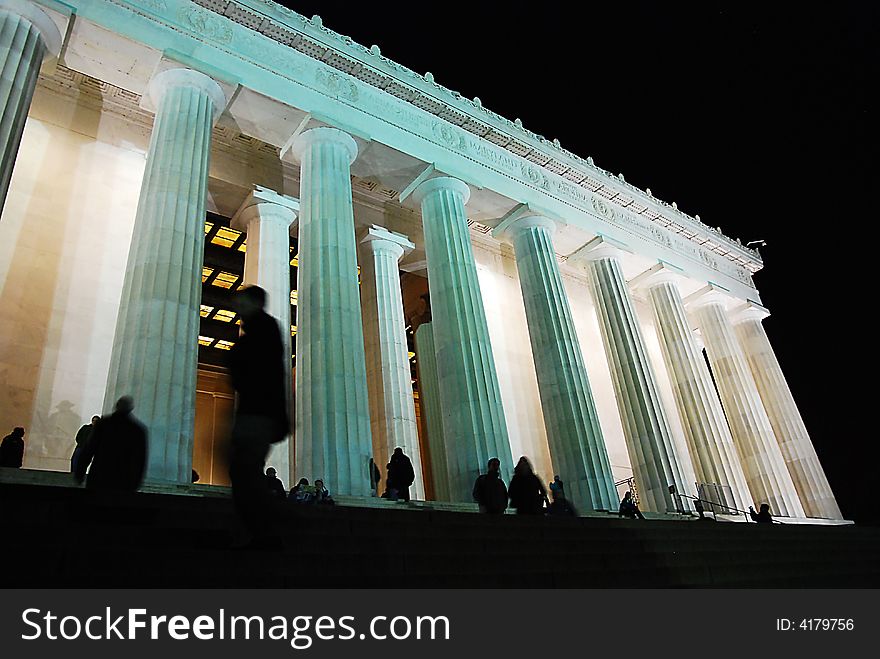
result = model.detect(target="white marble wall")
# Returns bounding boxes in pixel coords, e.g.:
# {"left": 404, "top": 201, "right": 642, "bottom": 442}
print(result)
{"left": 0, "top": 92, "right": 143, "bottom": 471}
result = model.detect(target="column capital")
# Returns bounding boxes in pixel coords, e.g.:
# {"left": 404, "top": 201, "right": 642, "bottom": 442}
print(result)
{"left": 410, "top": 176, "right": 471, "bottom": 206}
{"left": 492, "top": 209, "right": 557, "bottom": 243}
{"left": 568, "top": 235, "right": 631, "bottom": 264}
{"left": 359, "top": 225, "right": 414, "bottom": 261}
{"left": 683, "top": 283, "right": 736, "bottom": 311}
{"left": 231, "top": 186, "right": 299, "bottom": 234}
{"left": 0, "top": 0, "right": 63, "bottom": 56}
{"left": 291, "top": 127, "right": 358, "bottom": 164}
{"left": 731, "top": 301, "right": 771, "bottom": 325}
{"left": 144, "top": 67, "right": 230, "bottom": 122}
{"left": 628, "top": 262, "right": 684, "bottom": 295}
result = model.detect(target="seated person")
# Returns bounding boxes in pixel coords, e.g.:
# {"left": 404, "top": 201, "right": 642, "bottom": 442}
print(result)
{"left": 265, "top": 467, "right": 286, "bottom": 499}
{"left": 618, "top": 490, "right": 645, "bottom": 519}
{"left": 546, "top": 489, "right": 577, "bottom": 517}
{"left": 289, "top": 478, "right": 314, "bottom": 503}
{"left": 749, "top": 503, "right": 773, "bottom": 524}
{"left": 313, "top": 479, "right": 334, "bottom": 505}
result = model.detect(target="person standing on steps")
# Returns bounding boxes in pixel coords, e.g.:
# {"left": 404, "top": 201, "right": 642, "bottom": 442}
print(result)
{"left": 0, "top": 427, "right": 25, "bottom": 469}
{"left": 70, "top": 415, "right": 100, "bottom": 475}
{"left": 508, "top": 456, "right": 547, "bottom": 515}
{"left": 227, "top": 285, "right": 290, "bottom": 549}
{"left": 74, "top": 397, "right": 147, "bottom": 492}
{"left": 472, "top": 457, "right": 508, "bottom": 514}
{"left": 368, "top": 457, "right": 382, "bottom": 497}
{"left": 387, "top": 447, "right": 415, "bottom": 502}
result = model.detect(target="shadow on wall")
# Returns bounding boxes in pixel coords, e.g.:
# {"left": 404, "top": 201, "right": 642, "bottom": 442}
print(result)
{"left": 29, "top": 400, "right": 81, "bottom": 465}
{"left": 0, "top": 78, "right": 102, "bottom": 470}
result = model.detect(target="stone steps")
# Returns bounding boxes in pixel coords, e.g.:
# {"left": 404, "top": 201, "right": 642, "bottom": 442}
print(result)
{"left": 1, "top": 481, "right": 877, "bottom": 587}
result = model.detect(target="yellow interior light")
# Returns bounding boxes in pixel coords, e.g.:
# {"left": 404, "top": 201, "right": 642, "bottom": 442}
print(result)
{"left": 210, "top": 227, "right": 241, "bottom": 248}
{"left": 211, "top": 272, "right": 238, "bottom": 289}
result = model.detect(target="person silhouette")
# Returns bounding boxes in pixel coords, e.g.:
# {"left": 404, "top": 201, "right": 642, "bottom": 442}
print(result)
{"left": 70, "top": 415, "right": 100, "bottom": 474}
{"left": 289, "top": 477, "right": 311, "bottom": 503}
{"left": 0, "top": 427, "right": 25, "bottom": 468}
{"left": 74, "top": 397, "right": 147, "bottom": 491}
{"left": 227, "top": 285, "right": 289, "bottom": 549}
{"left": 549, "top": 475, "right": 565, "bottom": 500}
{"left": 508, "top": 456, "right": 547, "bottom": 515}
{"left": 618, "top": 490, "right": 645, "bottom": 519}
{"left": 749, "top": 503, "right": 773, "bottom": 524}
{"left": 472, "top": 457, "right": 508, "bottom": 514}
{"left": 387, "top": 447, "right": 415, "bottom": 502}
{"left": 547, "top": 488, "right": 578, "bottom": 517}
{"left": 368, "top": 457, "right": 382, "bottom": 497}
{"left": 265, "top": 467, "right": 286, "bottom": 499}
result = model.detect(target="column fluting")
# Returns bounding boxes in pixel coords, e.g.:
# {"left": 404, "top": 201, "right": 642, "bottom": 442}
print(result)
{"left": 505, "top": 215, "right": 617, "bottom": 511}
{"left": 104, "top": 68, "right": 227, "bottom": 482}
{"left": 733, "top": 306, "right": 842, "bottom": 519}
{"left": 291, "top": 127, "right": 372, "bottom": 496}
{"left": 411, "top": 176, "right": 512, "bottom": 502}
{"left": 0, "top": 0, "right": 62, "bottom": 215}
{"left": 636, "top": 269, "right": 753, "bottom": 510}
{"left": 688, "top": 291, "right": 805, "bottom": 517}
{"left": 359, "top": 226, "right": 424, "bottom": 499}
{"left": 581, "top": 242, "right": 690, "bottom": 512}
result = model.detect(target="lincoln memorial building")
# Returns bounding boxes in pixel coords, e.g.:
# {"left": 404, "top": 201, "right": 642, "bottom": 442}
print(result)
{"left": 0, "top": 0, "right": 843, "bottom": 520}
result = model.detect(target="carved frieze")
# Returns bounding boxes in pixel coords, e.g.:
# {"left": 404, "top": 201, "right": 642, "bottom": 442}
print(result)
{"left": 100, "top": 0, "right": 756, "bottom": 290}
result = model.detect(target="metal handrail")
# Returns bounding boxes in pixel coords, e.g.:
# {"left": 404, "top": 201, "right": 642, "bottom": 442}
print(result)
{"left": 680, "top": 493, "right": 748, "bottom": 522}
{"left": 679, "top": 493, "right": 785, "bottom": 524}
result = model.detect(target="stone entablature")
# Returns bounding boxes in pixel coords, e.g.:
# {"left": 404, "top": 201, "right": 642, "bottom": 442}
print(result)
{"left": 55, "top": 0, "right": 761, "bottom": 298}
{"left": 194, "top": 0, "right": 761, "bottom": 274}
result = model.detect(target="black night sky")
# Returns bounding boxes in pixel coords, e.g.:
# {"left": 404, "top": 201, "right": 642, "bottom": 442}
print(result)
{"left": 277, "top": 1, "right": 875, "bottom": 523}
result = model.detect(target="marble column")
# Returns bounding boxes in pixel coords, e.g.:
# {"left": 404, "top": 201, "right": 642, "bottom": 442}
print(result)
{"left": 686, "top": 287, "right": 804, "bottom": 517}
{"left": 0, "top": 0, "right": 62, "bottom": 216}
{"left": 291, "top": 127, "right": 372, "bottom": 496}
{"left": 500, "top": 214, "right": 617, "bottom": 511}
{"left": 733, "top": 304, "right": 842, "bottom": 519}
{"left": 231, "top": 186, "right": 298, "bottom": 486}
{"left": 104, "top": 68, "right": 228, "bottom": 482}
{"left": 632, "top": 266, "right": 752, "bottom": 510}
{"left": 414, "top": 322, "right": 450, "bottom": 501}
{"left": 359, "top": 225, "right": 424, "bottom": 499}
{"left": 411, "top": 176, "right": 513, "bottom": 502}
{"left": 577, "top": 238, "right": 690, "bottom": 512}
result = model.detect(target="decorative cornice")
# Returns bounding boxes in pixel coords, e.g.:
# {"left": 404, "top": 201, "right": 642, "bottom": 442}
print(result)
{"left": 181, "top": 0, "right": 762, "bottom": 274}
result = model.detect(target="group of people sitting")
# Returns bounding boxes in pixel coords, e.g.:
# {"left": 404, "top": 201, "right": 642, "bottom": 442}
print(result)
{"left": 262, "top": 468, "right": 335, "bottom": 505}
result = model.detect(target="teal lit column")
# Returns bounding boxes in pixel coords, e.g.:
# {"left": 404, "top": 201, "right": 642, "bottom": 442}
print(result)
{"left": 411, "top": 177, "right": 513, "bottom": 502}
{"left": 0, "top": 0, "right": 62, "bottom": 216}
{"left": 104, "top": 68, "right": 228, "bottom": 483}
{"left": 577, "top": 238, "right": 690, "bottom": 512}
{"left": 499, "top": 214, "right": 617, "bottom": 511}
{"left": 291, "top": 127, "right": 372, "bottom": 496}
